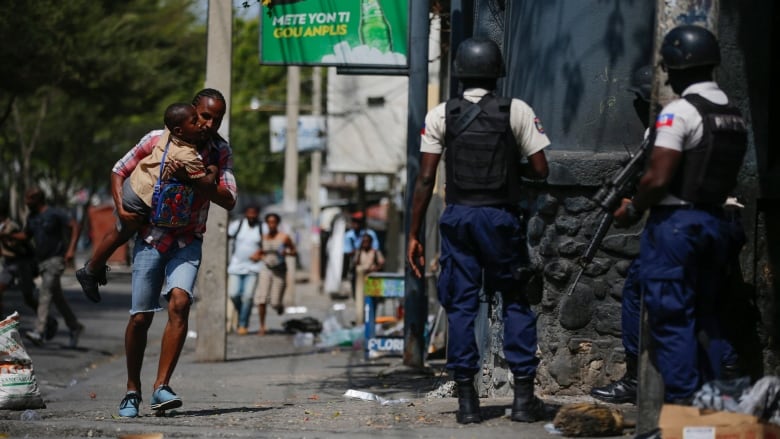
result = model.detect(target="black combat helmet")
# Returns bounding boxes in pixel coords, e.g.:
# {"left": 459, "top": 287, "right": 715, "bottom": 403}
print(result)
{"left": 627, "top": 65, "right": 653, "bottom": 102}
{"left": 660, "top": 25, "right": 720, "bottom": 69}
{"left": 453, "top": 37, "right": 505, "bottom": 79}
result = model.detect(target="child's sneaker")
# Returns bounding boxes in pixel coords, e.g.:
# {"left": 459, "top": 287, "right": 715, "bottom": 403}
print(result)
{"left": 118, "top": 391, "right": 142, "bottom": 418}
{"left": 75, "top": 264, "right": 109, "bottom": 303}
{"left": 150, "top": 385, "right": 182, "bottom": 411}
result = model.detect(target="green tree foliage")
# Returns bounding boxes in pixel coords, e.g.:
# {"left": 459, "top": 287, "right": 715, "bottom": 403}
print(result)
{"left": 230, "top": 15, "right": 316, "bottom": 199}
{"left": 0, "top": 0, "right": 206, "bottom": 212}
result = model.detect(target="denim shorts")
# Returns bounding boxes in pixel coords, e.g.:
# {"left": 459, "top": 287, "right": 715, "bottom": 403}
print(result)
{"left": 130, "top": 237, "right": 202, "bottom": 314}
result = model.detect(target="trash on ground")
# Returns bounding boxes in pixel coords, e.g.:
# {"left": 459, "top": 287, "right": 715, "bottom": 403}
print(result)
{"left": 660, "top": 403, "right": 780, "bottom": 439}
{"left": 20, "top": 409, "right": 41, "bottom": 421}
{"left": 293, "top": 332, "right": 315, "bottom": 347}
{"left": 425, "top": 380, "right": 456, "bottom": 399}
{"left": 317, "top": 316, "right": 364, "bottom": 348}
{"left": 344, "top": 389, "right": 409, "bottom": 406}
{"left": 0, "top": 312, "right": 46, "bottom": 410}
{"left": 118, "top": 433, "right": 164, "bottom": 439}
{"left": 186, "top": 330, "right": 197, "bottom": 339}
{"left": 552, "top": 402, "right": 624, "bottom": 437}
{"left": 285, "top": 306, "right": 307, "bottom": 314}
{"left": 544, "top": 422, "right": 563, "bottom": 435}
{"left": 283, "top": 316, "right": 323, "bottom": 334}
{"left": 692, "top": 376, "right": 751, "bottom": 413}
{"left": 737, "top": 376, "right": 780, "bottom": 424}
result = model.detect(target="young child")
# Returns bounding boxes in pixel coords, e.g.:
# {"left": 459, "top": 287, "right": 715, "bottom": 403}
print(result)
{"left": 76, "top": 103, "right": 217, "bottom": 303}
{"left": 353, "top": 234, "right": 384, "bottom": 325}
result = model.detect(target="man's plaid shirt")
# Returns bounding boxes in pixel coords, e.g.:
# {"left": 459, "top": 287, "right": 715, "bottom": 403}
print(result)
{"left": 113, "top": 129, "right": 237, "bottom": 253}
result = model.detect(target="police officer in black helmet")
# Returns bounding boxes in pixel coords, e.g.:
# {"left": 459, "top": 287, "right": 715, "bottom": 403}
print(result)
{"left": 613, "top": 25, "right": 748, "bottom": 403}
{"left": 407, "top": 36, "right": 552, "bottom": 424}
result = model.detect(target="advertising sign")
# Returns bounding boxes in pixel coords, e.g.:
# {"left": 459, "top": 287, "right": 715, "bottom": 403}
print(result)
{"left": 367, "top": 337, "right": 404, "bottom": 358}
{"left": 260, "top": 0, "right": 408, "bottom": 67}
{"left": 364, "top": 273, "right": 404, "bottom": 298}
{"left": 270, "top": 115, "right": 327, "bottom": 153}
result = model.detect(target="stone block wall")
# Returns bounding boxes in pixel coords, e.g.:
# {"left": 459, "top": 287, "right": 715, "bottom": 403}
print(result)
{"left": 523, "top": 186, "right": 643, "bottom": 396}
{"left": 476, "top": 152, "right": 647, "bottom": 397}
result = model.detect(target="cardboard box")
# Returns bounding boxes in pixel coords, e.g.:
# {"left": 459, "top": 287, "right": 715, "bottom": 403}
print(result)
{"left": 660, "top": 404, "right": 780, "bottom": 439}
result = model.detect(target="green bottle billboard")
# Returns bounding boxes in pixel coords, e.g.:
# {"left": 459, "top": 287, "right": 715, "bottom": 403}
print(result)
{"left": 260, "top": 0, "right": 409, "bottom": 67}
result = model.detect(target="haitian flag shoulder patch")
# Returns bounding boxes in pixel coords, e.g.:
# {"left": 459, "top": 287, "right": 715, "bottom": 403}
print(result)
{"left": 656, "top": 113, "right": 675, "bottom": 128}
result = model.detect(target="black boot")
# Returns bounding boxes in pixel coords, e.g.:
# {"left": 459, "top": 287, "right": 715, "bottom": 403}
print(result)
{"left": 720, "top": 362, "right": 744, "bottom": 381}
{"left": 511, "top": 375, "right": 550, "bottom": 422}
{"left": 590, "top": 354, "right": 638, "bottom": 404}
{"left": 455, "top": 379, "right": 482, "bottom": 424}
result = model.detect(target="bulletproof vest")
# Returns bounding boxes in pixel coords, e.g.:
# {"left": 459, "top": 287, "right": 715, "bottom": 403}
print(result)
{"left": 669, "top": 94, "right": 747, "bottom": 205}
{"left": 443, "top": 94, "right": 522, "bottom": 206}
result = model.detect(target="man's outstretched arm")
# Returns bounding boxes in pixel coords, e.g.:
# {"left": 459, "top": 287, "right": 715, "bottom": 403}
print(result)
{"left": 407, "top": 152, "right": 441, "bottom": 278}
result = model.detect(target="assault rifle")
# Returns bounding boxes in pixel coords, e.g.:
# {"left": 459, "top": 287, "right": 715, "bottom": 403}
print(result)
{"left": 566, "top": 135, "right": 654, "bottom": 295}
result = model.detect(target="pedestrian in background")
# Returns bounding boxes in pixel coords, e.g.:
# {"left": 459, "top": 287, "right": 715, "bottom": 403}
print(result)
{"left": 352, "top": 233, "right": 384, "bottom": 325}
{"left": 111, "top": 88, "right": 237, "bottom": 418}
{"left": 0, "top": 201, "right": 37, "bottom": 318}
{"left": 20, "top": 187, "right": 84, "bottom": 348}
{"left": 343, "top": 212, "right": 378, "bottom": 299}
{"left": 227, "top": 205, "right": 263, "bottom": 335}
{"left": 254, "top": 212, "right": 296, "bottom": 336}
{"left": 0, "top": 200, "right": 59, "bottom": 339}
{"left": 613, "top": 25, "right": 748, "bottom": 403}
{"left": 407, "top": 37, "right": 552, "bottom": 424}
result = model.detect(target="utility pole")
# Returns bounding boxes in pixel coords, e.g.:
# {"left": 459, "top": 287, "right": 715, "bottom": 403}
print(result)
{"left": 283, "top": 66, "right": 301, "bottom": 306}
{"left": 403, "top": 0, "right": 430, "bottom": 368}
{"left": 284, "top": 66, "right": 301, "bottom": 214}
{"left": 310, "top": 66, "right": 323, "bottom": 288}
{"left": 196, "top": 0, "right": 232, "bottom": 362}
{"left": 635, "top": 0, "right": 719, "bottom": 433}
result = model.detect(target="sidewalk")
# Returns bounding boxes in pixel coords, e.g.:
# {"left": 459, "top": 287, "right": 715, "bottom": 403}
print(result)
{"left": 0, "top": 267, "right": 626, "bottom": 438}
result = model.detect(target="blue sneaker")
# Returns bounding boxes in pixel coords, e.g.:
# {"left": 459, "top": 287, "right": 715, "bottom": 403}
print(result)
{"left": 150, "top": 385, "right": 182, "bottom": 411}
{"left": 118, "top": 391, "right": 142, "bottom": 418}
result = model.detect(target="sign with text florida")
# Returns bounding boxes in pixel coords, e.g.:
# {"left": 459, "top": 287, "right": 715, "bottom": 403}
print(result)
{"left": 259, "top": 0, "right": 408, "bottom": 67}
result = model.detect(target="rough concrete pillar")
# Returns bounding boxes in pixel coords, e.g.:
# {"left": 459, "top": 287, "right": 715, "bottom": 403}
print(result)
{"left": 196, "top": 0, "right": 232, "bottom": 362}
{"left": 309, "top": 66, "right": 323, "bottom": 289}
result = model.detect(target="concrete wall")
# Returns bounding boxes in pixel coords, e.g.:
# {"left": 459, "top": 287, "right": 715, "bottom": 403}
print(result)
{"left": 717, "top": 0, "right": 775, "bottom": 378}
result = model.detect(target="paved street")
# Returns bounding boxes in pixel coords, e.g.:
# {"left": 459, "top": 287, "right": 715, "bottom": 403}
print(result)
{"left": 0, "top": 264, "right": 630, "bottom": 438}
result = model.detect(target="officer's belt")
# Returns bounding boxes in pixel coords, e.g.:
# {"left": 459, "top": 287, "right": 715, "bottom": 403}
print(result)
{"left": 652, "top": 204, "right": 725, "bottom": 216}
{"left": 485, "top": 204, "right": 522, "bottom": 215}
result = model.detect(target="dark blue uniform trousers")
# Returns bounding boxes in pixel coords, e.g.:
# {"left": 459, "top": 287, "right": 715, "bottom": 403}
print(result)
{"left": 622, "top": 213, "right": 744, "bottom": 362}
{"left": 437, "top": 204, "right": 538, "bottom": 380}
{"left": 638, "top": 206, "right": 737, "bottom": 401}
{"left": 621, "top": 259, "right": 642, "bottom": 358}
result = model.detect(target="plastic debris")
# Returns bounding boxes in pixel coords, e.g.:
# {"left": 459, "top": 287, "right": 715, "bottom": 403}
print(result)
{"left": 344, "top": 389, "right": 409, "bottom": 406}
{"left": 293, "top": 332, "right": 315, "bottom": 347}
{"left": 20, "top": 409, "right": 41, "bottom": 421}
{"left": 317, "top": 316, "right": 364, "bottom": 348}
{"left": 544, "top": 423, "right": 563, "bottom": 435}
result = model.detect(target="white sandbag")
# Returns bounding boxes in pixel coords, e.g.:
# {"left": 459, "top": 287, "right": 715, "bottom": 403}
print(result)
{"left": 0, "top": 311, "right": 45, "bottom": 409}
